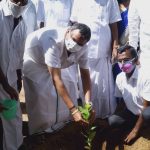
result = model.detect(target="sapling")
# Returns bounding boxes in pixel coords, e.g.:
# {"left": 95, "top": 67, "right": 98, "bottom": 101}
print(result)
{"left": 78, "top": 103, "right": 96, "bottom": 150}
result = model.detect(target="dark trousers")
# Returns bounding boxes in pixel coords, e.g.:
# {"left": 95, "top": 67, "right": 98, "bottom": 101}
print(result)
{"left": 108, "top": 106, "right": 150, "bottom": 128}
{"left": 108, "top": 108, "right": 138, "bottom": 129}
{"left": 142, "top": 106, "right": 150, "bottom": 124}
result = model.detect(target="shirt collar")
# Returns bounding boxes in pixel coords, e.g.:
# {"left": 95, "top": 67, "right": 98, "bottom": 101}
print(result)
{"left": 130, "top": 66, "right": 139, "bottom": 80}
{"left": 2, "top": 1, "right": 12, "bottom": 17}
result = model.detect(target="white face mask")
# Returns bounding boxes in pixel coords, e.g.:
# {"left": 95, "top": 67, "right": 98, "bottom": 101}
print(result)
{"left": 7, "top": 0, "right": 27, "bottom": 18}
{"left": 65, "top": 38, "right": 82, "bottom": 53}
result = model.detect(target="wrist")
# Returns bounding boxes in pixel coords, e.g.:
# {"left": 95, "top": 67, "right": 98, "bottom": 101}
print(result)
{"left": 69, "top": 104, "right": 78, "bottom": 113}
{"left": 85, "top": 101, "right": 93, "bottom": 107}
{"left": 71, "top": 108, "right": 79, "bottom": 115}
{"left": 132, "top": 128, "right": 139, "bottom": 134}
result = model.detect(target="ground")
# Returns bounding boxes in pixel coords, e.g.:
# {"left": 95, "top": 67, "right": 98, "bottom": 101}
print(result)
{"left": 0, "top": 88, "right": 150, "bottom": 150}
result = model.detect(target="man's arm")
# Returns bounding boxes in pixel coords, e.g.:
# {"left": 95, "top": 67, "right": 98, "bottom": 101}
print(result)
{"left": 48, "top": 66, "right": 88, "bottom": 124}
{"left": 124, "top": 100, "right": 150, "bottom": 144}
{"left": 109, "top": 22, "right": 119, "bottom": 62}
{"left": 79, "top": 68, "right": 91, "bottom": 104}
{"left": 0, "top": 67, "right": 18, "bottom": 100}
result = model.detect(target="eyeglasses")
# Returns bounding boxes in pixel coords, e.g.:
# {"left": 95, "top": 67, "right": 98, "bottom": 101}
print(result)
{"left": 118, "top": 58, "right": 135, "bottom": 64}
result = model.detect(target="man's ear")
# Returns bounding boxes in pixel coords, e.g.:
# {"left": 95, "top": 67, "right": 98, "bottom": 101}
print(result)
{"left": 135, "top": 59, "right": 140, "bottom": 65}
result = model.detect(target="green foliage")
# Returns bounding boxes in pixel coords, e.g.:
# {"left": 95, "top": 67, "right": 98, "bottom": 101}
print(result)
{"left": 78, "top": 104, "right": 96, "bottom": 150}
{"left": 78, "top": 103, "right": 92, "bottom": 121}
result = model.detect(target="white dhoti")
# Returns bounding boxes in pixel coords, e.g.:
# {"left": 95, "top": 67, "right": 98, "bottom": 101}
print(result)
{"left": 23, "top": 61, "right": 78, "bottom": 134}
{"left": 89, "top": 57, "right": 116, "bottom": 118}
{"left": 0, "top": 83, "right": 23, "bottom": 150}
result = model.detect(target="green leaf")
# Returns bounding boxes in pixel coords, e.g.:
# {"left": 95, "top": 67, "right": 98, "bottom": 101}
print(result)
{"left": 90, "top": 126, "right": 96, "bottom": 131}
{"left": 84, "top": 146, "right": 90, "bottom": 150}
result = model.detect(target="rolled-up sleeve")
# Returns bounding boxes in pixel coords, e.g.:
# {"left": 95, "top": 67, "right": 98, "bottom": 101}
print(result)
{"left": 128, "top": 0, "right": 141, "bottom": 49}
{"left": 109, "top": 0, "right": 121, "bottom": 24}
{"left": 42, "top": 37, "right": 61, "bottom": 68}
{"left": 141, "top": 79, "right": 150, "bottom": 102}
{"left": 115, "top": 76, "right": 123, "bottom": 98}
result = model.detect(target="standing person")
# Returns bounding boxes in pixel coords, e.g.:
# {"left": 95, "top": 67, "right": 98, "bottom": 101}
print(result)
{"left": 37, "top": 0, "right": 73, "bottom": 28}
{"left": 0, "top": 0, "right": 30, "bottom": 149}
{"left": 70, "top": 0, "right": 121, "bottom": 118}
{"left": 23, "top": 23, "right": 92, "bottom": 134}
{"left": 108, "top": 45, "right": 150, "bottom": 144}
{"left": 128, "top": 0, "right": 150, "bottom": 69}
{"left": 113, "top": 0, "right": 130, "bottom": 81}
{"left": 117, "top": 0, "right": 130, "bottom": 46}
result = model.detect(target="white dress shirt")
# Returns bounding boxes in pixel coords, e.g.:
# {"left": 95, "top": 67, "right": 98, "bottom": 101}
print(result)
{"left": 115, "top": 66, "right": 150, "bottom": 115}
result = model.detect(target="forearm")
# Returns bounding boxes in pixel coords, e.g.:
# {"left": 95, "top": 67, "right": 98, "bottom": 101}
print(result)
{"left": 132, "top": 114, "right": 143, "bottom": 133}
{"left": 54, "top": 79, "right": 74, "bottom": 109}
{"left": 80, "top": 68, "right": 91, "bottom": 103}
{"left": 109, "top": 22, "right": 119, "bottom": 49}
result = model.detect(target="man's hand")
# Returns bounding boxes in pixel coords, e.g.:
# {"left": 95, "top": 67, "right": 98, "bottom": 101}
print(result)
{"left": 2, "top": 84, "right": 18, "bottom": 100}
{"left": 111, "top": 47, "right": 118, "bottom": 64}
{"left": 0, "top": 103, "right": 7, "bottom": 113}
{"left": 71, "top": 109, "right": 89, "bottom": 126}
{"left": 124, "top": 129, "right": 138, "bottom": 144}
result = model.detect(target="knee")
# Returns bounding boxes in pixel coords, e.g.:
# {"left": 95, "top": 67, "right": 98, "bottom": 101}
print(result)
{"left": 108, "top": 115, "right": 124, "bottom": 128}
{"left": 142, "top": 107, "right": 150, "bottom": 123}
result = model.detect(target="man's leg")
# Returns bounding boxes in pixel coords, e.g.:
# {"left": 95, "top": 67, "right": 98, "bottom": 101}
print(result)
{"left": 108, "top": 108, "right": 138, "bottom": 128}
{"left": 142, "top": 106, "right": 150, "bottom": 124}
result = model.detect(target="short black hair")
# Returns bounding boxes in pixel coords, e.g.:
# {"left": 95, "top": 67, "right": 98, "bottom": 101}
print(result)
{"left": 69, "top": 23, "right": 91, "bottom": 42}
{"left": 117, "top": 0, "right": 129, "bottom": 4}
{"left": 117, "top": 44, "right": 138, "bottom": 60}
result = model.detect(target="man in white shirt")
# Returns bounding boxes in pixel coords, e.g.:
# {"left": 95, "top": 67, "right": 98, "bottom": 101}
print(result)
{"left": 23, "top": 23, "right": 92, "bottom": 134}
{"left": 128, "top": 0, "right": 150, "bottom": 69}
{"left": 0, "top": 0, "right": 30, "bottom": 149}
{"left": 108, "top": 45, "right": 150, "bottom": 144}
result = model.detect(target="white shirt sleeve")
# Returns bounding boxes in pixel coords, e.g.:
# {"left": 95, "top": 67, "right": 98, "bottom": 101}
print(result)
{"left": 115, "top": 75, "right": 123, "bottom": 98}
{"left": 109, "top": 0, "right": 121, "bottom": 24}
{"left": 128, "top": 0, "right": 141, "bottom": 49}
{"left": 141, "top": 78, "right": 150, "bottom": 102}
{"left": 41, "top": 37, "right": 61, "bottom": 68}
